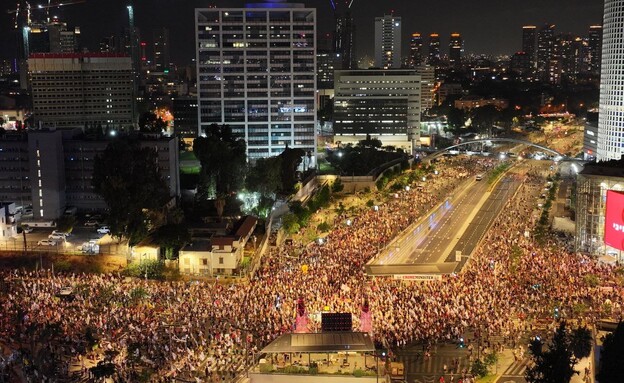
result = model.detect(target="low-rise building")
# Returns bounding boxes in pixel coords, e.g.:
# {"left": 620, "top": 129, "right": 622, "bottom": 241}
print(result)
{"left": 179, "top": 216, "right": 258, "bottom": 276}
{"left": 0, "top": 202, "right": 18, "bottom": 239}
{"left": 454, "top": 96, "right": 509, "bottom": 111}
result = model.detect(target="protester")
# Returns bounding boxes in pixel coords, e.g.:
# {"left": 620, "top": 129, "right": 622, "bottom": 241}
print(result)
{"left": 0, "top": 158, "right": 619, "bottom": 382}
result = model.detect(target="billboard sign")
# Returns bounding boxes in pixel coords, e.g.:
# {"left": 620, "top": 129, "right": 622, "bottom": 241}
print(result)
{"left": 605, "top": 190, "right": 624, "bottom": 251}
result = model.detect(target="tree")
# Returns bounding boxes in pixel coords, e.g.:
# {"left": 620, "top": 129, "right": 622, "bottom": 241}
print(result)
{"left": 279, "top": 147, "right": 305, "bottom": 192}
{"left": 357, "top": 134, "right": 382, "bottom": 149}
{"left": 569, "top": 326, "right": 592, "bottom": 361}
{"left": 152, "top": 223, "right": 191, "bottom": 260}
{"left": 471, "top": 104, "right": 500, "bottom": 136}
{"left": 526, "top": 322, "right": 578, "bottom": 383}
{"left": 92, "top": 138, "right": 169, "bottom": 246}
{"left": 246, "top": 156, "right": 282, "bottom": 196}
{"left": 138, "top": 112, "right": 167, "bottom": 133}
{"left": 597, "top": 321, "right": 624, "bottom": 383}
{"left": 194, "top": 124, "right": 247, "bottom": 218}
{"left": 446, "top": 107, "right": 467, "bottom": 133}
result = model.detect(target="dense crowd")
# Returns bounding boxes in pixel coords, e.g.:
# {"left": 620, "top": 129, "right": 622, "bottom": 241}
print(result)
{"left": 1, "top": 157, "right": 622, "bottom": 382}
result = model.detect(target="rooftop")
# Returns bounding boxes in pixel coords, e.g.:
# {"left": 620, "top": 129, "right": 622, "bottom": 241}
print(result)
{"left": 579, "top": 157, "right": 624, "bottom": 178}
{"left": 261, "top": 332, "right": 375, "bottom": 354}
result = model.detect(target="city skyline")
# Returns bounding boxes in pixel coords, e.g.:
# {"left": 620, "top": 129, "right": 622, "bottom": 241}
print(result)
{"left": 0, "top": 0, "right": 603, "bottom": 65}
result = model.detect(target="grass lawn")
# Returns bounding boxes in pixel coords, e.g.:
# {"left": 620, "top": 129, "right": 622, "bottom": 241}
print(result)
{"left": 179, "top": 151, "right": 198, "bottom": 162}
{"left": 180, "top": 151, "right": 201, "bottom": 174}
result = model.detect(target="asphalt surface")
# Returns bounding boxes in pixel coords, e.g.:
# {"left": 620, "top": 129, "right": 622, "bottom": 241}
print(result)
{"left": 367, "top": 172, "right": 522, "bottom": 276}
{"left": 450, "top": 176, "right": 521, "bottom": 272}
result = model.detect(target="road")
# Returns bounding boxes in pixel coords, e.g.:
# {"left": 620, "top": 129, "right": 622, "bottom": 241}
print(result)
{"left": 449, "top": 176, "right": 521, "bottom": 272}
{"left": 371, "top": 178, "right": 489, "bottom": 266}
{"left": 367, "top": 168, "right": 523, "bottom": 276}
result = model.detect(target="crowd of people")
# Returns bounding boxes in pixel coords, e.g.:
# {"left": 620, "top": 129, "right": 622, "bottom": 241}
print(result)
{"left": 1, "top": 157, "right": 622, "bottom": 382}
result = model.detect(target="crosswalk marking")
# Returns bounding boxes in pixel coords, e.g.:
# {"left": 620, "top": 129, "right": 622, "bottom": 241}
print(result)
{"left": 403, "top": 354, "right": 468, "bottom": 375}
{"left": 502, "top": 358, "right": 530, "bottom": 376}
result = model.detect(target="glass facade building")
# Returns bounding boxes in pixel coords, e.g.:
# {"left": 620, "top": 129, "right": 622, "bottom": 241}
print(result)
{"left": 598, "top": 0, "right": 624, "bottom": 161}
{"left": 195, "top": 4, "right": 317, "bottom": 160}
{"left": 575, "top": 160, "right": 624, "bottom": 259}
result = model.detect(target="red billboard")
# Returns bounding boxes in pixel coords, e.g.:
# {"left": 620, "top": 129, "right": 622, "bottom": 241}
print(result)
{"left": 605, "top": 190, "right": 624, "bottom": 251}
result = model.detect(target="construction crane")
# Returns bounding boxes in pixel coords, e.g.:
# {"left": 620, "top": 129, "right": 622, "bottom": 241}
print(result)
{"left": 7, "top": 0, "right": 85, "bottom": 60}
{"left": 8, "top": 0, "right": 86, "bottom": 27}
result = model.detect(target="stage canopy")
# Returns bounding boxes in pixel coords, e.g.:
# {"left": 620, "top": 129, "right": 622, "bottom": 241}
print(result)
{"left": 260, "top": 332, "right": 375, "bottom": 354}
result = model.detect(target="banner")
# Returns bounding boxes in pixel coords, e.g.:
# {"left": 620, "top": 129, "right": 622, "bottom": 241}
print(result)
{"left": 393, "top": 274, "right": 442, "bottom": 281}
{"left": 605, "top": 190, "right": 624, "bottom": 251}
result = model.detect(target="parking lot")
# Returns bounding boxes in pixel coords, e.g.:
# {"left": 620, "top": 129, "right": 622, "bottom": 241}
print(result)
{"left": 0, "top": 219, "right": 129, "bottom": 256}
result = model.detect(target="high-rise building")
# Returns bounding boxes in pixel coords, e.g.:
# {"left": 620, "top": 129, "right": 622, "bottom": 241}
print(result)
{"left": 332, "top": 0, "right": 357, "bottom": 70}
{"left": 0, "top": 130, "right": 179, "bottom": 219}
{"left": 510, "top": 51, "right": 531, "bottom": 75}
{"left": 416, "top": 65, "right": 435, "bottom": 111}
{"left": 409, "top": 33, "right": 424, "bottom": 67}
{"left": 153, "top": 27, "right": 170, "bottom": 72}
{"left": 522, "top": 26, "right": 537, "bottom": 70}
{"left": 537, "top": 24, "right": 556, "bottom": 80}
{"left": 333, "top": 69, "right": 421, "bottom": 151}
{"left": 317, "top": 33, "right": 336, "bottom": 90}
{"left": 28, "top": 53, "right": 134, "bottom": 130}
{"left": 374, "top": 14, "right": 401, "bottom": 69}
{"left": 588, "top": 25, "right": 602, "bottom": 75}
{"left": 195, "top": 3, "right": 317, "bottom": 160}
{"left": 598, "top": 0, "right": 624, "bottom": 160}
{"left": 449, "top": 33, "right": 463, "bottom": 65}
{"left": 427, "top": 33, "right": 440, "bottom": 65}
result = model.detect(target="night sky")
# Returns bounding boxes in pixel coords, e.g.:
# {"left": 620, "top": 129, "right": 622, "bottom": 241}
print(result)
{"left": 1, "top": 0, "right": 604, "bottom": 65}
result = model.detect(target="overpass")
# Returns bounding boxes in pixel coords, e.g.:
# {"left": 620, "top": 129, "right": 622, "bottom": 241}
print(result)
{"left": 423, "top": 138, "right": 566, "bottom": 162}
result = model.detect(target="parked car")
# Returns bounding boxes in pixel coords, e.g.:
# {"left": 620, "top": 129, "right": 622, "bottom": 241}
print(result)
{"left": 38, "top": 239, "right": 57, "bottom": 246}
{"left": 51, "top": 230, "right": 70, "bottom": 237}
{"left": 84, "top": 220, "right": 100, "bottom": 227}
{"left": 97, "top": 226, "right": 110, "bottom": 235}
{"left": 48, "top": 233, "right": 66, "bottom": 241}
{"left": 21, "top": 225, "right": 33, "bottom": 234}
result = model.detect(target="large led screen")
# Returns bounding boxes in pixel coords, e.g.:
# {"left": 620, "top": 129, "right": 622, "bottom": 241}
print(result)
{"left": 605, "top": 190, "right": 624, "bottom": 251}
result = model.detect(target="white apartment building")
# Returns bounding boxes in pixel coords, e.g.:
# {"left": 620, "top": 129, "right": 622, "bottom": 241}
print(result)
{"left": 195, "top": 1, "right": 317, "bottom": 160}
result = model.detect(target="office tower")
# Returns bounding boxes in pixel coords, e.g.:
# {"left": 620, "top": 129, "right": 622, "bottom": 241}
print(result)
{"left": 374, "top": 14, "right": 402, "bottom": 69}
{"left": 334, "top": 69, "right": 421, "bottom": 151}
{"left": 522, "top": 26, "right": 537, "bottom": 69}
{"left": 449, "top": 33, "right": 463, "bottom": 65}
{"left": 317, "top": 33, "right": 336, "bottom": 90}
{"left": 409, "top": 33, "right": 423, "bottom": 67}
{"left": 331, "top": 0, "right": 356, "bottom": 70}
{"left": 416, "top": 65, "right": 435, "bottom": 111}
{"left": 28, "top": 53, "right": 134, "bottom": 130}
{"left": 0, "top": 131, "right": 179, "bottom": 219}
{"left": 588, "top": 25, "right": 602, "bottom": 75}
{"left": 153, "top": 27, "right": 171, "bottom": 72}
{"left": 537, "top": 24, "right": 556, "bottom": 80}
{"left": 47, "top": 18, "right": 80, "bottom": 53}
{"left": 99, "top": 35, "right": 119, "bottom": 53}
{"left": 428, "top": 33, "right": 440, "bottom": 65}
{"left": 173, "top": 96, "right": 199, "bottom": 139}
{"left": 510, "top": 51, "right": 531, "bottom": 75}
{"left": 598, "top": 0, "right": 624, "bottom": 160}
{"left": 195, "top": 2, "right": 317, "bottom": 160}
